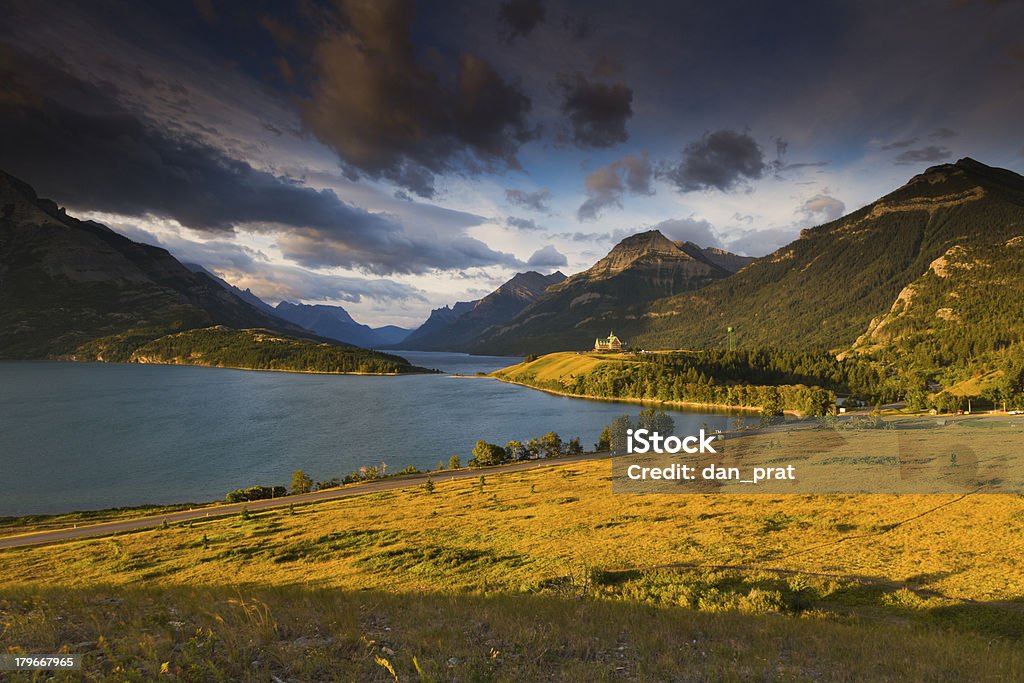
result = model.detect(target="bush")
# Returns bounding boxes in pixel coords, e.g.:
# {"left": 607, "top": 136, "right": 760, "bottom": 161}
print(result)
{"left": 225, "top": 485, "right": 286, "bottom": 503}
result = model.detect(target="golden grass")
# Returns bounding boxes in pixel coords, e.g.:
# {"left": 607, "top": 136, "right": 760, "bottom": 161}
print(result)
{"left": 492, "top": 351, "right": 639, "bottom": 383}
{"left": 2, "top": 450, "right": 1024, "bottom": 679}
{"left": 2, "top": 585, "right": 1021, "bottom": 682}
{"left": 3, "top": 458, "right": 1023, "bottom": 601}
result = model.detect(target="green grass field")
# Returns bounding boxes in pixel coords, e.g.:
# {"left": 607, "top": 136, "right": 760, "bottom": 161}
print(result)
{"left": 2, "top": 452, "right": 1023, "bottom": 680}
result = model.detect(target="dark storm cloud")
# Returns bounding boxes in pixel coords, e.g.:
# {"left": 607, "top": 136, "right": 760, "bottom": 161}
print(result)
{"left": 894, "top": 145, "right": 953, "bottom": 165}
{"left": 660, "top": 130, "right": 774, "bottom": 193}
{"left": 498, "top": 0, "right": 545, "bottom": 42}
{"left": 506, "top": 216, "right": 544, "bottom": 231}
{"left": 558, "top": 73, "right": 633, "bottom": 149}
{"left": 505, "top": 188, "right": 552, "bottom": 212}
{"left": 300, "top": 0, "right": 535, "bottom": 198}
{"left": 577, "top": 152, "right": 652, "bottom": 221}
{"left": 0, "top": 47, "right": 518, "bottom": 276}
{"left": 526, "top": 245, "right": 567, "bottom": 268}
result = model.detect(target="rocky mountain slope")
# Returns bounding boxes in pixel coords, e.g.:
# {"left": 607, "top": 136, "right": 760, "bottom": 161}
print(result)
{"left": 0, "top": 170, "right": 422, "bottom": 374}
{"left": 469, "top": 230, "right": 744, "bottom": 354}
{"left": 400, "top": 271, "right": 565, "bottom": 351}
{"left": 627, "top": 158, "right": 1024, "bottom": 355}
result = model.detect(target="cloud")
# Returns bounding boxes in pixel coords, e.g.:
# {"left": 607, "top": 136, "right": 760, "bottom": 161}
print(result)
{"left": 929, "top": 127, "right": 958, "bottom": 139}
{"left": 275, "top": 230, "right": 524, "bottom": 275}
{"left": 660, "top": 130, "right": 774, "bottom": 193}
{"left": 505, "top": 188, "right": 552, "bottom": 212}
{"left": 724, "top": 228, "right": 798, "bottom": 257}
{"left": 498, "top": 0, "right": 545, "bottom": 41}
{"left": 526, "top": 245, "right": 567, "bottom": 268}
{"left": 797, "top": 193, "right": 846, "bottom": 224}
{"left": 651, "top": 217, "right": 723, "bottom": 249}
{"left": 894, "top": 145, "right": 953, "bottom": 164}
{"left": 577, "top": 151, "right": 652, "bottom": 221}
{"left": 506, "top": 216, "right": 544, "bottom": 230}
{"left": 0, "top": 47, "right": 518, "bottom": 276}
{"left": 300, "top": 0, "right": 535, "bottom": 198}
{"left": 593, "top": 51, "right": 623, "bottom": 77}
{"left": 558, "top": 73, "right": 633, "bottom": 148}
{"left": 108, "top": 221, "right": 425, "bottom": 304}
{"left": 880, "top": 137, "right": 919, "bottom": 150}
{"left": 553, "top": 228, "right": 633, "bottom": 243}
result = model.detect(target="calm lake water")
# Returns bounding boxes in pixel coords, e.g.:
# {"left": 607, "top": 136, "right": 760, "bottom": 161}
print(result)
{"left": 0, "top": 352, "right": 753, "bottom": 515}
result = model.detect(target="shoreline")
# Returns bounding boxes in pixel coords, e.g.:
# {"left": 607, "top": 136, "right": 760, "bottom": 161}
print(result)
{"left": 51, "top": 357, "right": 438, "bottom": 377}
{"left": 489, "top": 374, "right": 768, "bottom": 414}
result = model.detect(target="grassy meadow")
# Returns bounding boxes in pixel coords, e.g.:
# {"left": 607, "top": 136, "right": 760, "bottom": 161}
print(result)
{"left": 2, "top": 453, "right": 1024, "bottom": 680}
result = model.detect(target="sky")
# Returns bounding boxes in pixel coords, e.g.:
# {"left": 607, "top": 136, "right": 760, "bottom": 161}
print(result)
{"left": 1, "top": 0, "right": 1022, "bottom": 328}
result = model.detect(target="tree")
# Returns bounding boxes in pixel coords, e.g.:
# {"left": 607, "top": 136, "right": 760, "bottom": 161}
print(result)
{"left": 469, "top": 440, "right": 506, "bottom": 468}
{"left": 607, "top": 414, "right": 633, "bottom": 454}
{"left": 424, "top": 478, "right": 435, "bottom": 494}
{"left": 566, "top": 436, "right": 584, "bottom": 456}
{"left": 637, "top": 407, "right": 674, "bottom": 435}
{"left": 760, "top": 389, "right": 784, "bottom": 427}
{"left": 525, "top": 437, "right": 542, "bottom": 459}
{"left": 291, "top": 469, "right": 314, "bottom": 494}
{"left": 539, "top": 432, "right": 563, "bottom": 458}
{"left": 448, "top": 454, "right": 461, "bottom": 470}
{"left": 933, "top": 391, "right": 963, "bottom": 414}
{"left": 505, "top": 440, "right": 527, "bottom": 461}
{"left": 596, "top": 425, "right": 612, "bottom": 451}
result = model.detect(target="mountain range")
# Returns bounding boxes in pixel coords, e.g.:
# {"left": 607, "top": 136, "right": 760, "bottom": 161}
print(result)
{"left": 465, "top": 231, "right": 754, "bottom": 354}
{"left": 273, "top": 301, "right": 410, "bottom": 348}
{"left": 0, "top": 170, "right": 423, "bottom": 373}
{"left": 398, "top": 271, "right": 567, "bottom": 351}
{"left": 4, "top": 157, "right": 1022, "bottom": 392}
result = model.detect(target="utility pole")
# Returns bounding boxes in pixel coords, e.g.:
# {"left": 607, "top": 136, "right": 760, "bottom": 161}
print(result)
{"left": 727, "top": 326, "right": 735, "bottom": 352}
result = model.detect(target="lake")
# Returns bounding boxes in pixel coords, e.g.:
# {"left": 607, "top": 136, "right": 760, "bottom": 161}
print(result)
{"left": 0, "top": 352, "right": 754, "bottom": 515}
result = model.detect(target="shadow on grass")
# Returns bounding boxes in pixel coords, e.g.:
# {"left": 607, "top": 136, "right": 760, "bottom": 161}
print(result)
{"left": 0, "top": 584, "right": 1022, "bottom": 682}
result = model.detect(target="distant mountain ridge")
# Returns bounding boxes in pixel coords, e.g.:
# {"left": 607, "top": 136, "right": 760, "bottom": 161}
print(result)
{"left": 273, "top": 301, "right": 410, "bottom": 348}
{"left": 400, "top": 270, "right": 566, "bottom": 351}
{"left": 183, "top": 264, "right": 410, "bottom": 348}
{"left": 467, "top": 230, "right": 746, "bottom": 354}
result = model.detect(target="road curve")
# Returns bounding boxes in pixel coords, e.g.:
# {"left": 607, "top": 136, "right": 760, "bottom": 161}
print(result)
{"left": 0, "top": 452, "right": 608, "bottom": 551}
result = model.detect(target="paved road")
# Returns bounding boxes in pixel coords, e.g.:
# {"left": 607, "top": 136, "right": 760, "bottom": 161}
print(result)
{"left": 0, "top": 452, "right": 608, "bottom": 550}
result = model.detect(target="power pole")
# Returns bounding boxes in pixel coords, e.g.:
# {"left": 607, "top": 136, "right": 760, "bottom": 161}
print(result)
{"left": 727, "top": 326, "right": 735, "bottom": 352}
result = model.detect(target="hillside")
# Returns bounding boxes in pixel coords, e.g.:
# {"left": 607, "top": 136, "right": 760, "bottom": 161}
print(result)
{"left": 492, "top": 350, "right": 841, "bottom": 414}
{"left": 2, "top": 457, "right": 1022, "bottom": 679}
{"left": 117, "top": 326, "right": 427, "bottom": 374}
{"left": 465, "top": 159, "right": 1024, "bottom": 360}
{"left": 400, "top": 270, "right": 565, "bottom": 351}
{"left": 634, "top": 158, "right": 1024, "bottom": 353}
{"left": 470, "top": 231, "right": 743, "bottom": 354}
{"left": 184, "top": 263, "right": 279, "bottom": 316}
{"left": 399, "top": 300, "right": 478, "bottom": 349}
{"left": 0, "top": 170, "right": 306, "bottom": 358}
